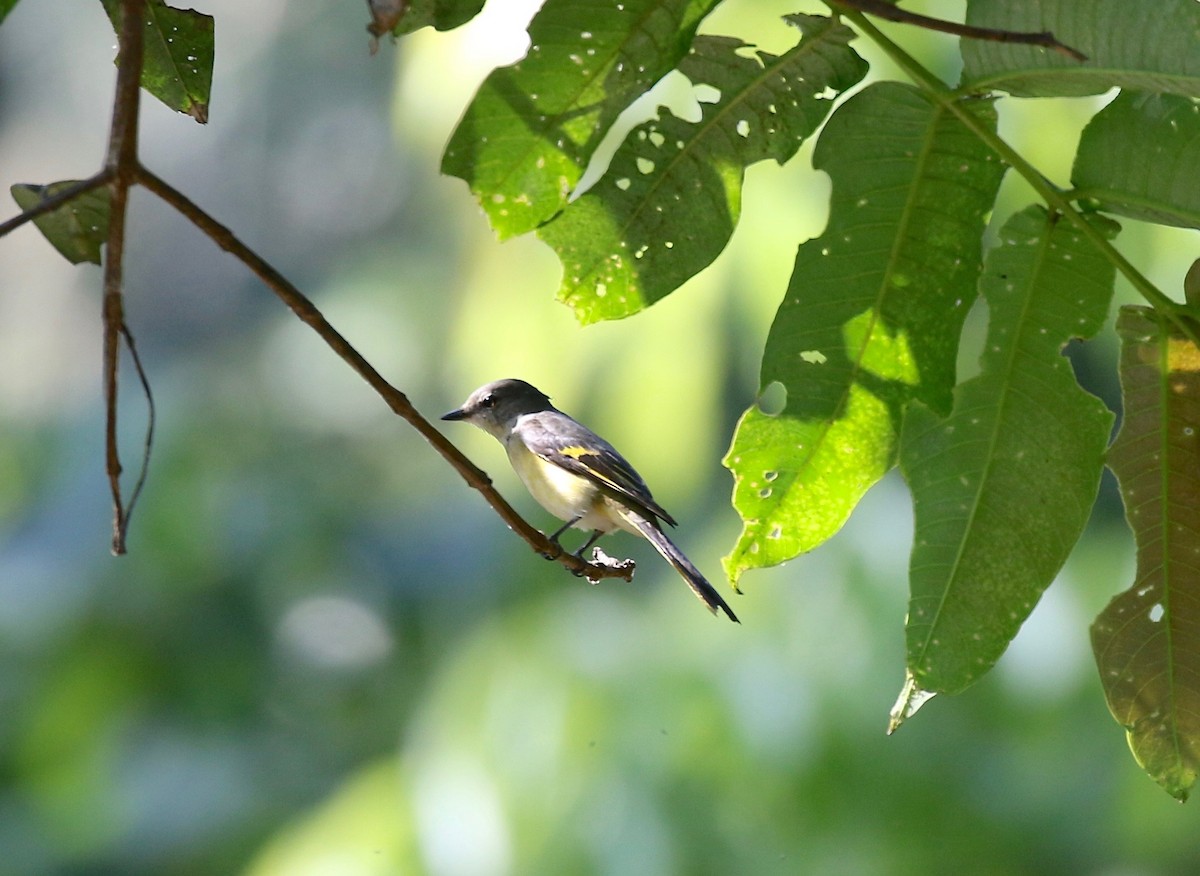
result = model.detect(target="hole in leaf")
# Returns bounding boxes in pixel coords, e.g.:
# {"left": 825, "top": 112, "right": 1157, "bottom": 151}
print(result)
{"left": 757, "top": 381, "right": 787, "bottom": 417}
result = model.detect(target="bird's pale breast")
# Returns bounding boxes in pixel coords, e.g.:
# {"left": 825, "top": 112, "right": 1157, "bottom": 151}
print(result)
{"left": 505, "top": 438, "right": 622, "bottom": 533}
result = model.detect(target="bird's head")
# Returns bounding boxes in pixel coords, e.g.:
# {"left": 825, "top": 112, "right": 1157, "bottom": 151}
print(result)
{"left": 441, "top": 378, "right": 554, "bottom": 439}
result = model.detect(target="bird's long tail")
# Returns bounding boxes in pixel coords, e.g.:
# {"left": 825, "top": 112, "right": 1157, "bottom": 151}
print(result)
{"left": 623, "top": 511, "right": 739, "bottom": 623}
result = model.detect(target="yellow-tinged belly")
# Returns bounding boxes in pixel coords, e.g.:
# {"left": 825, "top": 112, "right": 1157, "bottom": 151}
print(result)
{"left": 506, "top": 440, "right": 619, "bottom": 532}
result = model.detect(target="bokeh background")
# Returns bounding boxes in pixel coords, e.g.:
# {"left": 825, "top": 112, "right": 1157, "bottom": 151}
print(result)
{"left": 2, "top": 1, "right": 1198, "bottom": 874}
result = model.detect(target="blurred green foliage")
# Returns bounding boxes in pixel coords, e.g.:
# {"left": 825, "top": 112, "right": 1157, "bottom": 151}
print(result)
{"left": 1, "top": 1, "right": 1199, "bottom": 874}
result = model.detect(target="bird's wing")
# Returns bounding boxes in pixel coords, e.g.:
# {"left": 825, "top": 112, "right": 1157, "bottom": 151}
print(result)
{"left": 516, "top": 412, "right": 678, "bottom": 527}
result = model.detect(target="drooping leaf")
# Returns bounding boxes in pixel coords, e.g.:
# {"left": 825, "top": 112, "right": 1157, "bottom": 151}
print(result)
{"left": 540, "top": 15, "right": 868, "bottom": 324}
{"left": 723, "top": 83, "right": 1006, "bottom": 586}
{"left": 102, "top": 0, "right": 214, "bottom": 123}
{"left": 442, "top": 0, "right": 718, "bottom": 240}
{"left": 1072, "top": 91, "right": 1200, "bottom": 230}
{"left": 1092, "top": 307, "right": 1200, "bottom": 802}
{"left": 11, "top": 181, "right": 112, "bottom": 265}
{"left": 889, "top": 207, "right": 1117, "bottom": 728}
{"left": 961, "top": 0, "right": 1200, "bottom": 97}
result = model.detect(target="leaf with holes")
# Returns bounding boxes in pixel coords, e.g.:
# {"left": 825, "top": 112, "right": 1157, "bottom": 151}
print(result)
{"left": 1072, "top": 92, "right": 1200, "bottom": 230}
{"left": 723, "top": 83, "right": 1006, "bottom": 587}
{"left": 1092, "top": 307, "right": 1200, "bottom": 801}
{"left": 540, "top": 14, "right": 867, "bottom": 324}
{"left": 11, "top": 182, "right": 112, "bottom": 265}
{"left": 443, "top": 0, "right": 717, "bottom": 240}
{"left": 102, "top": 0, "right": 214, "bottom": 123}
{"left": 961, "top": 0, "right": 1200, "bottom": 97}
{"left": 889, "top": 207, "right": 1117, "bottom": 728}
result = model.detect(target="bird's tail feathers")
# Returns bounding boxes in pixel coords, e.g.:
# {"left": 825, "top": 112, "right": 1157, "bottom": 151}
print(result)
{"left": 623, "top": 511, "right": 739, "bottom": 623}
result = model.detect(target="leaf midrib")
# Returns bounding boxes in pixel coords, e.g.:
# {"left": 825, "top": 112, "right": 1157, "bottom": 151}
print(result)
{"left": 908, "top": 214, "right": 1054, "bottom": 674}
{"left": 748, "top": 92, "right": 949, "bottom": 551}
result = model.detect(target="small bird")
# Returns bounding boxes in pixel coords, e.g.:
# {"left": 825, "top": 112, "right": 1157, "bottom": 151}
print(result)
{"left": 442, "top": 379, "right": 739, "bottom": 622}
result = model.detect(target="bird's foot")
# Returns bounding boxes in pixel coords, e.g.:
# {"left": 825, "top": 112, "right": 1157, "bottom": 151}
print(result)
{"left": 539, "top": 536, "right": 565, "bottom": 561}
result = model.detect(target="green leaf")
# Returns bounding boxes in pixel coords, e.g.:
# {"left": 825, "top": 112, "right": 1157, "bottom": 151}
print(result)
{"left": 1072, "top": 92, "right": 1200, "bottom": 230}
{"left": 103, "top": 0, "right": 214, "bottom": 123}
{"left": 723, "top": 83, "right": 1006, "bottom": 586}
{"left": 442, "top": 0, "right": 717, "bottom": 240}
{"left": 0, "top": 0, "right": 20, "bottom": 27}
{"left": 540, "top": 15, "right": 868, "bottom": 324}
{"left": 892, "top": 207, "right": 1117, "bottom": 721}
{"left": 11, "top": 181, "right": 112, "bottom": 265}
{"left": 386, "top": 0, "right": 485, "bottom": 35}
{"left": 1187, "top": 259, "right": 1200, "bottom": 308}
{"left": 1092, "top": 307, "right": 1200, "bottom": 802}
{"left": 961, "top": 0, "right": 1200, "bottom": 97}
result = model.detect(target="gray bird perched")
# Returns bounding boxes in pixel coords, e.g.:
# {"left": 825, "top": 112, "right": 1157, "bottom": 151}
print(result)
{"left": 442, "top": 379, "right": 739, "bottom": 622}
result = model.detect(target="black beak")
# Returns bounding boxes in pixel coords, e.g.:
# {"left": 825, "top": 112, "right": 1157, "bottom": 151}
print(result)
{"left": 441, "top": 407, "right": 469, "bottom": 421}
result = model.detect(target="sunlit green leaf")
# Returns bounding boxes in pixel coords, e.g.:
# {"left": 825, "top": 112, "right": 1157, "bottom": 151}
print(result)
{"left": 723, "top": 84, "right": 1006, "bottom": 586}
{"left": 102, "top": 0, "right": 214, "bottom": 123}
{"left": 541, "top": 15, "right": 867, "bottom": 324}
{"left": 895, "top": 207, "right": 1117, "bottom": 711}
{"left": 1072, "top": 92, "right": 1200, "bottom": 230}
{"left": 1092, "top": 307, "right": 1200, "bottom": 802}
{"left": 442, "top": 0, "right": 717, "bottom": 239}
{"left": 11, "top": 181, "right": 112, "bottom": 265}
{"left": 962, "top": 0, "right": 1200, "bottom": 97}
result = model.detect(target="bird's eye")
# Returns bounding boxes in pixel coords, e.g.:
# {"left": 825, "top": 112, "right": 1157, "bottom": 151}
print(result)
{"left": 480, "top": 394, "right": 496, "bottom": 408}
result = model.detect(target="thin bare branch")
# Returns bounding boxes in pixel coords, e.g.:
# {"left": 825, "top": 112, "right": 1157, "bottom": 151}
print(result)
{"left": 134, "top": 164, "right": 634, "bottom": 583}
{"left": 4, "top": 0, "right": 632, "bottom": 580}
{"left": 833, "top": 0, "right": 1087, "bottom": 61}
{"left": 103, "top": 0, "right": 147, "bottom": 555}
{"left": 119, "top": 320, "right": 156, "bottom": 529}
